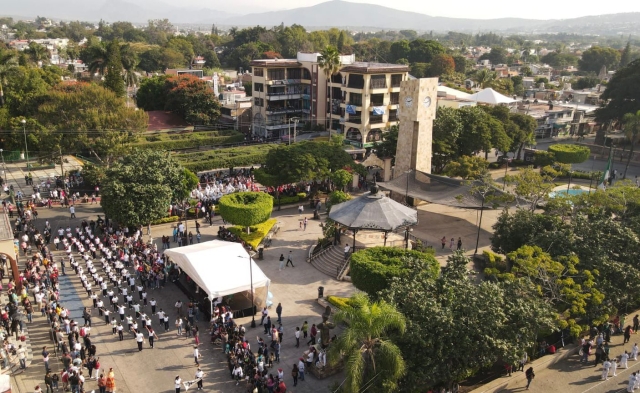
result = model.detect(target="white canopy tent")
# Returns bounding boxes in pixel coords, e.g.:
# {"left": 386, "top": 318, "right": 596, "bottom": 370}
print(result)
{"left": 437, "top": 85, "right": 472, "bottom": 100}
{"left": 164, "top": 240, "right": 271, "bottom": 316}
{"left": 468, "top": 87, "right": 516, "bottom": 105}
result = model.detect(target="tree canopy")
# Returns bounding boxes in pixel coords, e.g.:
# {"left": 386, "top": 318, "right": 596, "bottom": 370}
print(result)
{"left": 101, "top": 150, "right": 197, "bottom": 226}
{"left": 578, "top": 46, "right": 621, "bottom": 73}
{"left": 597, "top": 59, "right": 640, "bottom": 123}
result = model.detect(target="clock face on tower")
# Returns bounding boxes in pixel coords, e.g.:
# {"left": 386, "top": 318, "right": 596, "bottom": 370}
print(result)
{"left": 423, "top": 97, "right": 432, "bottom": 108}
{"left": 404, "top": 96, "right": 413, "bottom": 107}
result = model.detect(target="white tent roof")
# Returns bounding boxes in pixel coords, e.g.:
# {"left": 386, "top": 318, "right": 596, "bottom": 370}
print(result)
{"left": 164, "top": 240, "right": 270, "bottom": 299}
{"left": 438, "top": 85, "right": 472, "bottom": 99}
{"left": 468, "top": 87, "right": 516, "bottom": 104}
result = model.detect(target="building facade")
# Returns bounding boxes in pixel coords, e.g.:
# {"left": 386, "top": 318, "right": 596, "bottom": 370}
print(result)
{"left": 249, "top": 52, "right": 409, "bottom": 147}
{"left": 332, "top": 63, "right": 410, "bottom": 148}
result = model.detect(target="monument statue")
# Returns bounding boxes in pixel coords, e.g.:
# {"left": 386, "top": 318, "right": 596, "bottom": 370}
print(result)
{"left": 318, "top": 306, "right": 335, "bottom": 348}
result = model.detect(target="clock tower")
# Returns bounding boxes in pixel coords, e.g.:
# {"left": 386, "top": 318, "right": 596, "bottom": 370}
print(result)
{"left": 394, "top": 77, "right": 438, "bottom": 177}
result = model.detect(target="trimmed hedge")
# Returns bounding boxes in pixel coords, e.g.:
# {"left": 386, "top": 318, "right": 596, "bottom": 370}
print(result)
{"left": 181, "top": 153, "right": 267, "bottom": 173}
{"left": 548, "top": 144, "right": 590, "bottom": 164}
{"left": 327, "top": 295, "right": 352, "bottom": 310}
{"left": 350, "top": 247, "right": 440, "bottom": 297}
{"left": 272, "top": 192, "right": 308, "bottom": 205}
{"left": 151, "top": 215, "right": 180, "bottom": 225}
{"left": 228, "top": 218, "right": 277, "bottom": 250}
{"left": 218, "top": 192, "right": 273, "bottom": 228}
{"left": 131, "top": 134, "right": 245, "bottom": 151}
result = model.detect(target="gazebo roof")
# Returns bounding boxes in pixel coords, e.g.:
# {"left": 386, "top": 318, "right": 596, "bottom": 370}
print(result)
{"left": 329, "top": 187, "right": 418, "bottom": 231}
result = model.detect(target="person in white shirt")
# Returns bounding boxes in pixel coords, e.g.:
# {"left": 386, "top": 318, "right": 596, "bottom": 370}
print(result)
{"left": 174, "top": 376, "right": 182, "bottom": 393}
{"left": 135, "top": 332, "right": 144, "bottom": 351}
{"left": 195, "top": 368, "right": 204, "bottom": 390}
{"left": 232, "top": 364, "right": 243, "bottom": 385}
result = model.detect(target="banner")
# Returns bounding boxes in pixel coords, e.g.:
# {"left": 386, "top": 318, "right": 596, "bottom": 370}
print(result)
{"left": 346, "top": 105, "right": 357, "bottom": 115}
{"left": 183, "top": 377, "right": 203, "bottom": 391}
{"left": 372, "top": 106, "right": 385, "bottom": 115}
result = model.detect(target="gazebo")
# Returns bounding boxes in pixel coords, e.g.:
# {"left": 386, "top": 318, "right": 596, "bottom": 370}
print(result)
{"left": 329, "top": 186, "right": 418, "bottom": 249}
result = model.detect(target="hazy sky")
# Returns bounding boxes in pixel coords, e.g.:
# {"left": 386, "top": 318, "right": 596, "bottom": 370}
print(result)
{"left": 199, "top": 0, "right": 640, "bottom": 19}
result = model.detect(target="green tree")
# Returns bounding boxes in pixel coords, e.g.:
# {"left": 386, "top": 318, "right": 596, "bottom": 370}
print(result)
{"left": 504, "top": 167, "right": 557, "bottom": 211}
{"left": 623, "top": 110, "right": 640, "bottom": 178}
{"left": 383, "top": 251, "right": 555, "bottom": 390}
{"left": 26, "top": 42, "right": 49, "bottom": 65}
{"left": 103, "top": 40, "right": 125, "bottom": 97}
{"left": 408, "top": 39, "right": 445, "bottom": 63}
{"left": 452, "top": 54, "right": 468, "bottom": 73}
{"left": 597, "top": 59, "right": 640, "bottom": 123}
{"left": 373, "top": 125, "right": 398, "bottom": 163}
{"left": 389, "top": 40, "right": 410, "bottom": 63}
{"left": 218, "top": 192, "right": 273, "bottom": 232}
{"left": 620, "top": 41, "right": 632, "bottom": 68}
{"left": 329, "top": 293, "right": 406, "bottom": 393}
{"left": 327, "top": 190, "right": 351, "bottom": 211}
{"left": 0, "top": 49, "right": 19, "bottom": 106}
{"left": 473, "top": 68, "right": 496, "bottom": 89}
{"left": 138, "top": 47, "right": 164, "bottom": 73}
{"left": 101, "top": 150, "right": 195, "bottom": 226}
{"left": 578, "top": 46, "right": 621, "bottom": 73}
{"left": 432, "top": 107, "right": 462, "bottom": 173}
{"left": 330, "top": 169, "right": 352, "bottom": 191}
{"left": 80, "top": 39, "right": 108, "bottom": 75}
{"left": 35, "top": 83, "right": 147, "bottom": 164}
{"left": 444, "top": 156, "right": 489, "bottom": 180}
{"left": 428, "top": 53, "right": 455, "bottom": 77}
{"left": 135, "top": 75, "right": 169, "bottom": 111}
{"left": 318, "top": 45, "right": 341, "bottom": 138}
{"left": 164, "top": 74, "right": 221, "bottom": 125}
{"left": 573, "top": 75, "right": 600, "bottom": 90}
{"left": 410, "top": 63, "right": 429, "bottom": 78}
{"left": 540, "top": 51, "right": 578, "bottom": 67}
{"left": 479, "top": 46, "right": 508, "bottom": 65}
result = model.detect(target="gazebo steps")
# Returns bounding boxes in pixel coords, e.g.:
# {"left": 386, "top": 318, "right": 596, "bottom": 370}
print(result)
{"left": 310, "top": 246, "right": 346, "bottom": 279}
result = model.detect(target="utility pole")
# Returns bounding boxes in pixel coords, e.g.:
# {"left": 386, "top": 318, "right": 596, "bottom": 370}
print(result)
{"left": 59, "top": 146, "right": 64, "bottom": 178}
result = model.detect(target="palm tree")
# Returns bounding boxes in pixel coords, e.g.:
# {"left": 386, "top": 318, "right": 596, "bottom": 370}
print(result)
{"left": 26, "top": 42, "right": 50, "bottom": 66}
{"left": 473, "top": 68, "right": 496, "bottom": 89}
{"left": 329, "top": 293, "right": 406, "bottom": 393}
{"left": 120, "top": 44, "right": 139, "bottom": 90}
{"left": 318, "top": 45, "right": 341, "bottom": 140}
{"left": 86, "top": 42, "right": 109, "bottom": 76}
{"left": 0, "top": 50, "right": 19, "bottom": 106}
{"left": 623, "top": 110, "right": 640, "bottom": 179}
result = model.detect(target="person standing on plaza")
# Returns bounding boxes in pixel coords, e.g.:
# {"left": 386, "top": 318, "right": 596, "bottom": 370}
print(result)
{"left": 298, "top": 358, "right": 305, "bottom": 381}
{"left": 264, "top": 316, "right": 272, "bottom": 335}
{"left": 278, "top": 254, "right": 285, "bottom": 271}
{"left": 70, "top": 205, "right": 76, "bottom": 218}
{"left": 301, "top": 321, "right": 308, "bottom": 339}
{"left": 194, "top": 346, "right": 201, "bottom": 366}
{"left": 632, "top": 343, "right": 639, "bottom": 361}
{"left": 292, "top": 364, "right": 299, "bottom": 387}
{"left": 610, "top": 358, "right": 618, "bottom": 377}
{"left": 441, "top": 236, "right": 446, "bottom": 250}
{"left": 175, "top": 300, "right": 183, "bottom": 316}
{"left": 602, "top": 359, "right": 611, "bottom": 380}
{"left": 176, "top": 317, "right": 183, "bottom": 336}
{"left": 195, "top": 368, "right": 204, "bottom": 390}
{"left": 628, "top": 372, "right": 636, "bottom": 393}
{"left": 449, "top": 237, "right": 455, "bottom": 249}
{"left": 634, "top": 315, "right": 639, "bottom": 333}
{"left": 621, "top": 351, "right": 630, "bottom": 369}
{"left": 174, "top": 376, "right": 182, "bottom": 393}
{"left": 344, "top": 243, "right": 350, "bottom": 260}
{"left": 307, "top": 324, "right": 317, "bottom": 346}
{"left": 97, "top": 373, "right": 106, "bottom": 393}
{"left": 276, "top": 303, "right": 283, "bottom": 324}
{"left": 260, "top": 307, "right": 268, "bottom": 326}
{"left": 148, "top": 327, "right": 158, "bottom": 348}
{"left": 457, "top": 237, "right": 462, "bottom": 250}
{"left": 105, "top": 368, "right": 116, "bottom": 393}
{"left": 135, "top": 330, "right": 144, "bottom": 351}
{"left": 295, "top": 327, "right": 300, "bottom": 348}
{"left": 525, "top": 367, "right": 535, "bottom": 390}
{"left": 286, "top": 252, "right": 294, "bottom": 268}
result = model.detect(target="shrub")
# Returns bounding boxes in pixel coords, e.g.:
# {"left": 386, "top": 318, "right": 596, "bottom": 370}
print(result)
{"left": 548, "top": 144, "right": 590, "bottom": 164}
{"left": 327, "top": 191, "right": 351, "bottom": 211}
{"left": 181, "top": 153, "right": 267, "bottom": 173}
{"left": 483, "top": 250, "right": 508, "bottom": 278}
{"left": 350, "top": 247, "right": 440, "bottom": 297}
{"left": 218, "top": 192, "right": 273, "bottom": 228}
{"left": 277, "top": 195, "right": 300, "bottom": 205}
{"left": 533, "top": 150, "right": 556, "bottom": 167}
{"left": 228, "top": 218, "right": 277, "bottom": 250}
{"left": 150, "top": 215, "right": 180, "bottom": 225}
{"left": 131, "top": 134, "right": 245, "bottom": 151}
{"left": 327, "top": 296, "right": 352, "bottom": 310}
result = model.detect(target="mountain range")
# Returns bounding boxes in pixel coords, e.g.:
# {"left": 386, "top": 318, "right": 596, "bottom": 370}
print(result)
{"left": 2, "top": 0, "right": 640, "bottom": 35}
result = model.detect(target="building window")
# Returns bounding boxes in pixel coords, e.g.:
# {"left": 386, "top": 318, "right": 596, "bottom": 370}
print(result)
{"left": 390, "top": 93, "right": 400, "bottom": 104}
{"left": 268, "top": 69, "right": 285, "bottom": 80}
{"left": 350, "top": 93, "right": 362, "bottom": 106}
{"left": 254, "top": 68, "right": 264, "bottom": 77}
{"left": 391, "top": 74, "right": 403, "bottom": 87}
{"left": 370, "top": 75, "right": 386, "bottom": 89}
{"left": 254, "top": 83, "right": 264, "bottom": 92}
{"left": 254, "top": 97, "right": 264, "bottom": 107}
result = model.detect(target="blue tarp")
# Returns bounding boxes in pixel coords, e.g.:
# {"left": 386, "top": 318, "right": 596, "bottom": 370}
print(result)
{"left": 346, "top": 105, "right": 357, "bottom": 115}
{"left": 372, "top": 106, "right": 385, "bottom": 115}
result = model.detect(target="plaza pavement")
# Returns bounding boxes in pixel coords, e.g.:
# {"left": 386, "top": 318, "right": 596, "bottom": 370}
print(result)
{"left": 11, "top": 203, "right": 355, "bottom": 393}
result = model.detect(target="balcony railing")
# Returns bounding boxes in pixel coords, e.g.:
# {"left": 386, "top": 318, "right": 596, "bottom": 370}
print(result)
{"left": 389, "top": 115, "right": 399, "bottom": 122}
{"left": 370, "top": 80, "right": 387, "bottom": 89}
{"left": 347, "top": 117, "right": 362, "bottom": 124}
{"left": 370, "top": 101, "right": 384, "bottom": 107}
{"left": 370, "top": 115, "right": 384, "bottom": 124}
{"left": 389, "top": 99, "right": 399, "bottom": 105}
{"left": 347, "top": 82, "right": 365, "bottom": 89}
{"left": 346, "top": 101, "right": 362, "bottom": 107}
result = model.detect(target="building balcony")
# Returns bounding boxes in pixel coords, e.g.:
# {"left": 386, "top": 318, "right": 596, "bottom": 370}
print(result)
{"left": 266, "top": 93, "right": 303, "bottom": 100}
{"left": 369, "top": 80, "right": 387, "bottom": 90}
{"left": 388, "top": 115, "right": 399, "bottom": 122}
{"left": 369, "top": 101, "right": 384, "bottom": 107}
{"left": 266, "top": 79, "right": 302, "bottom": 85}
{"left": 265, "top": 108, "right": 305, "bottom": 115}
{"left": 369, "top": 115, "right": 384, "bottom": 125}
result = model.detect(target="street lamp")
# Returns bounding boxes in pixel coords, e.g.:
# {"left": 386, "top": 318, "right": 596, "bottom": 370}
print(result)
{"left": 404, "top": 227, "right": 413, "bottom": 249}
{"left": 21, "top": 119, "right": 29, "bottom": 169}
{"left": 237, "top": 255, "right": 256, "bottom": 328}
{"left": 566, "top": 170, "right": 574, "bottom": 193}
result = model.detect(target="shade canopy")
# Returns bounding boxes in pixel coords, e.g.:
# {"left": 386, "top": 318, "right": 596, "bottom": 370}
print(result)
{"left": 329, "top": 188, "right": 418, "bottom": 231}
{"left": 468, "top": 87, "right": 516, "bottom": 104}
{"left": 164, "top": 240, "right": 270, "bottom": 300}
{"left": 438, "top": 85, "right": 472, "bottom": 100}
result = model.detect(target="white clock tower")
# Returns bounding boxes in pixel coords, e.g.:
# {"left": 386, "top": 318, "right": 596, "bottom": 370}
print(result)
{"left": 394, "top": 78, "right": 438, "bottom": 177}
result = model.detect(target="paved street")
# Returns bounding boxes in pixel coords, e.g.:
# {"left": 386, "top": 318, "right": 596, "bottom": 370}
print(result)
{"left": 11, "top": 203, "right": 355, "bottom": 392}
{"left": 1, "top": 156, "right": 83, "bottom": 200}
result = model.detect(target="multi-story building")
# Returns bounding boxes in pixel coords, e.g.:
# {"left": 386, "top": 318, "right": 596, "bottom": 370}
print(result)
{"left": 250, "top": 52, "right": 410, "bottom": 147}
{"left": 331, "top": 62, "right": 410, "bottom": 148}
